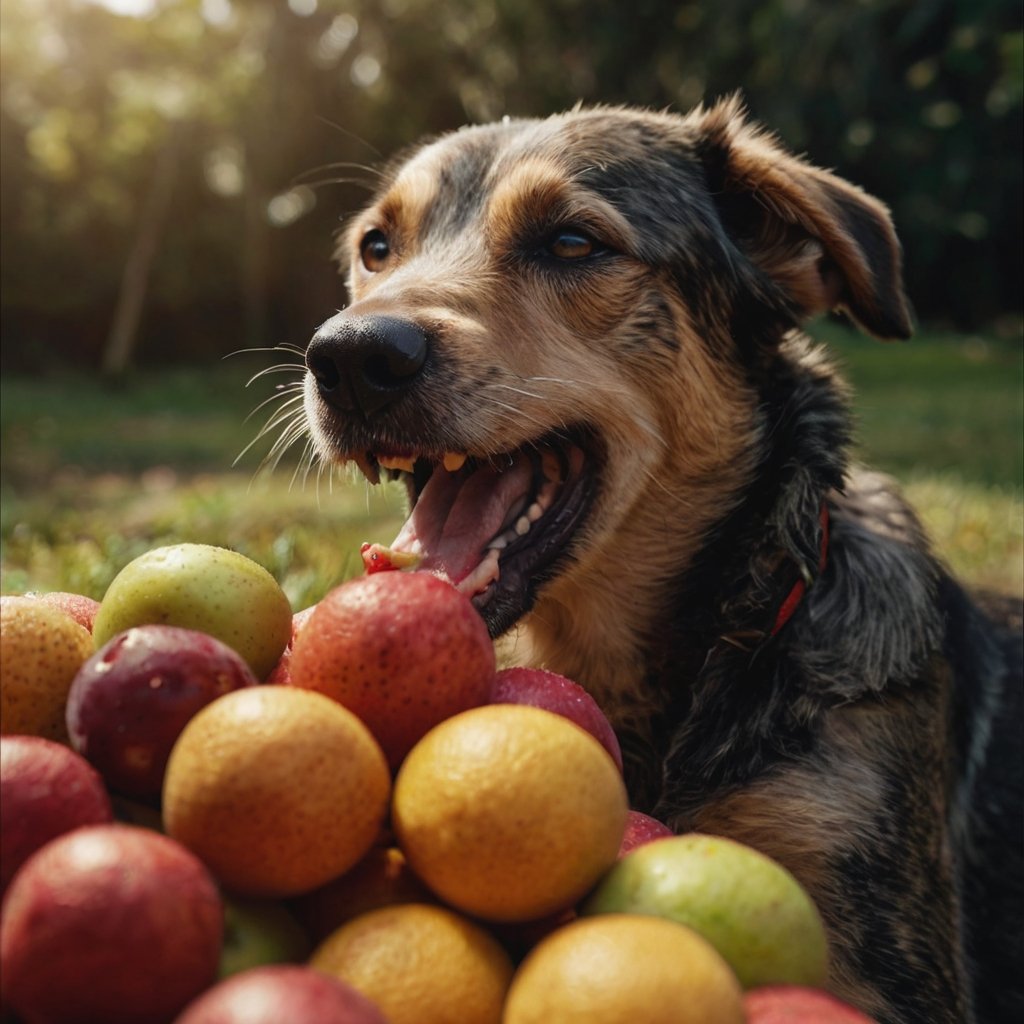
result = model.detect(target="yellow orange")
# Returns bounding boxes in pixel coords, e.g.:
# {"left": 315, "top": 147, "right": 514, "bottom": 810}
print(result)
{"left": 162, "top": 686, "right": 389, "bottom": 897}
{"left": 503, "top": 914, "right": 746, "bottom": 1024}
{"left": 392, "top": 703, "right": 628, "bottom": 922}
{"left": 311, "top": 903, "right": 514, "bottom": 1024}
{"left": 0, "top": 597, "right": 93, "bottom": 743}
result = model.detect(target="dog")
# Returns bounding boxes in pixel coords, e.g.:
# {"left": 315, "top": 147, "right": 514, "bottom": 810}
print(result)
{"left": 295, "top": 98, "right": 1023, "bottom": 1023}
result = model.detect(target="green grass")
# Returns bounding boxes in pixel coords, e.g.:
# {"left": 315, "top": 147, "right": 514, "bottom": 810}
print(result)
{"left": 1, "top": 326, "right": 1021, "bottom": 606}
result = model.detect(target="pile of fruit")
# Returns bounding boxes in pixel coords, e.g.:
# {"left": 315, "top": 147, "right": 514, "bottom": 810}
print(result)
{"left": 1, "top": 543, "right": 875, "bottom": 1024}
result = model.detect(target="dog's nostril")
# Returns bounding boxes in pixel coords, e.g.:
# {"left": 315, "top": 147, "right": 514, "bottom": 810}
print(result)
{"left": 307, "top": 353, "right": 341, "bottom": 390}
{"left": 306, "top": 314, "right": 429, "bottom": 416}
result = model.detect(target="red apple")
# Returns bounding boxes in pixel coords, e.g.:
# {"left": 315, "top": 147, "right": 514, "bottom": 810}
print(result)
{"left": 0, "top": 735, "right": 113, "bottom": 895}
{"left": 618, "top": 809, "right": 674, "bottom": 857}
{"left": 289, "top": 572, "right": 496, "bottom": 768}
{"left": 265, "top": 604, "right": 317, "bottom": 685}
{"left": 66, "top": 625, "right": 258, "bottom": 799}
{"left": 489, "top": 666, "right": 623, "bottom": 771}
{"left": 176, "top": 965, "right": 388, "bottom": 1024}
{"left": 27, "top": 591, "right": 102, "bottom": 632}
{"left": 744, "top": 985, "right": 877, "bottom": 1022}
{"left": 1, "top": 824, "right": 223, "bottom": 1024}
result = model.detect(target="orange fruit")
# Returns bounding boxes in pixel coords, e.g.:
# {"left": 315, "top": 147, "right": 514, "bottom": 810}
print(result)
{"left": 502, "top": 914, "right": 746, "bottom": 1024}
{"left": 392, "top": 703, "right": 628, "bottom": 922}
{"left": 310, "top": 903, "right": 514, "bottom": 1024}
{"left": 1, "top": 597, "right": 94, "bottom": 743}
{"left": 163, "top": 686, "right": 390, "bottom": 897}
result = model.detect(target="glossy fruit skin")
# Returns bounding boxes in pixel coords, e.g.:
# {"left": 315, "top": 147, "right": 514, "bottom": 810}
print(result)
{"left": 311, "top": 903, "right": 514, "bottom": 1024}
{"left": 66, "top": 625, "right": 258, "bottom": 799}
{"left": 163, "top": 686, "right": 391, "bottom": 898}
{"left": 27, "top": 591, "right": 101, "bottom": 632}
{"left": 503, "top": 913, "right": 746, "bottom": 1024}
{"left": 290, "top": 571, "right": 496, "bottom": 769}
{"left": 744, "top": 985, "right": 878, "bottom": 1023}
{"left": 92, "top": 544, "right": 293, "bottom": 680}
{"left": 392, "top": 703, "right": 628, "bottom": 922}
{"left": 489, "top": 666, "right": 623, "bottom": 771}
{"left": 0, "top": 735, "right": 113, "bottom": 895}
{"left": 618, "top": 809, "right": 674, "bottom": 857}
{"left": 176, "top": 965, "right": 389, "bottom": 1024}
{"left": 0, "top": 596, "right": 94, "bottom": 743}
{"left": 582, "top": 833, "right": 829, "bottom": 990}
{"left": 0, "top": 824, "right": 223, "bottom": 1024}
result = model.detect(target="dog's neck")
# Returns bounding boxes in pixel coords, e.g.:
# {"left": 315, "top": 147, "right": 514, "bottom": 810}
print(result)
{"left": 511, "top": 332, "right": 851, "bottom": 808}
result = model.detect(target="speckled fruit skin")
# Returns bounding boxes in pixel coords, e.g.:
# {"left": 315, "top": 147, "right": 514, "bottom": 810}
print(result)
{"left": 744, "top": 985, "right": 877, "bottom": 1023}
{"left": 289, "top": 572, "right": 496, "bottom": 768}
{"left": 0, "top": 735, "right": 113, "bottom": 895}
{"left": 618, "top": 809, "right": 674, "bottom": 857}
{"left": 489, "top": 666, "right": 623, "bottom": 771}
{"left": 162, "top": 686, "right": 391, "bottom": 898}
{"left": 176, "top": 965, "right": 388, "bottom": 1024}
{"left": 0, "top": 824, "right": 223, "bottom": 1024}
{"left": 92, "top": 544, "right": 293, "bottom": 680}
{"left": 582, "top": 833, "right": 830, "bottom": 990}
{"left": 0, "top": 596, "right": 94, "bottom": 743}
{"left": 66, "top": 625, "right": 259, "bottom": 800}
{"left": 27, "top": 591, "right": 102, "bottom": 632}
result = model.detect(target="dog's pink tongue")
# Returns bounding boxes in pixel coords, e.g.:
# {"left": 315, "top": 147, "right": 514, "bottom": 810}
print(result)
{"left": 388, "top": 454, "right": 533, "bottom": 587}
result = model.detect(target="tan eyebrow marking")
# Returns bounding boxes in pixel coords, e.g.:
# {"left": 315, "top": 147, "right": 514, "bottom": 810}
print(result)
{"left": 485, "top": 157, "right": 637, "bottom": 254}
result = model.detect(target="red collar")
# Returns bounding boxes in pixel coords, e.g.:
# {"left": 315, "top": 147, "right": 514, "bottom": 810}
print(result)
{"left": 770, "top": 503, "right": 830, "bottom": 637}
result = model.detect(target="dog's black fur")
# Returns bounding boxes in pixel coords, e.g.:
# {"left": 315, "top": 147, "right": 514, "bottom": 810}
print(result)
{"left": 297, "top": 99, "right": 1024, "bottom": 1023}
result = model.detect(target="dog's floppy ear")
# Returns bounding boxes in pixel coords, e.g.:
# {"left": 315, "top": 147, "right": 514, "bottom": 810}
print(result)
{"left": 692, "top": 96, "right": 913, "bottom": 340}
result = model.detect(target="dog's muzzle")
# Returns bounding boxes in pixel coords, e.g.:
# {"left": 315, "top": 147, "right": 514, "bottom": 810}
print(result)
{"left": 305, "top": 313, "right": 428, "bottom": 417}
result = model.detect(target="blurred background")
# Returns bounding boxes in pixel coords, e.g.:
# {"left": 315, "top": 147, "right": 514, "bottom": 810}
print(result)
{"left": 1, "top": 0, "right": 1021, "bottom": 607}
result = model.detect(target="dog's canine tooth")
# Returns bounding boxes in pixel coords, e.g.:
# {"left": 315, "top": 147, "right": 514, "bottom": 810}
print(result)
{"left": 351, "top": 452, "right": 380, "bottom": 485}
{"left": 443, "top": 452, "right": 468, "bottom": 472}
{"left": 540, "top": 449, "right": 562, "bottom": 482}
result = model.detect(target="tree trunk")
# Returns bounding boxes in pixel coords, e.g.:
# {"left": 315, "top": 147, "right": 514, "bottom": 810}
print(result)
{"left": 100, "top": 125, "right": 182, "bottom": 378}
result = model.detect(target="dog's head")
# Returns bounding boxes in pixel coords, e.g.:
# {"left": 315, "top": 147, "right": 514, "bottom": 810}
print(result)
{"left": 300, "top": 98, "right": 911, "bottom": 681}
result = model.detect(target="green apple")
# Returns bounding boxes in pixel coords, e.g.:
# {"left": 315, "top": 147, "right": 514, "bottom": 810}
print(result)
{"left": 581, "top": 832, "right": 829, "bottom": 989}
{"left": 92, "top": 544, "right": 292, "bottom": 680}
{"left": 219, "top": 896, "right": 311, "bottom": 978}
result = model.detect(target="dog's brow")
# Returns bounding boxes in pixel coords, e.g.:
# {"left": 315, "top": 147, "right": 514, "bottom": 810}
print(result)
{"left": 485, "top": 158, "right": 635, "bottom": 249}
{"left": 375, "top": 163, "right": 440, "bottom": 239}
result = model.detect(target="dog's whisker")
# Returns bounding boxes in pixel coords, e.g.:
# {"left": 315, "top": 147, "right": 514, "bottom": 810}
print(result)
{"left": 245, "top": 364, "right": 306, "bottom": 385}
{"left": 243, "top": 388, "right": 305, "bottom": 424}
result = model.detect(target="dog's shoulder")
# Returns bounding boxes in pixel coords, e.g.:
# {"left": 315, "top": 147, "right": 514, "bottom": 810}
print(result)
{"left": 787, "top": 467, "right": 945, "bottom": 700}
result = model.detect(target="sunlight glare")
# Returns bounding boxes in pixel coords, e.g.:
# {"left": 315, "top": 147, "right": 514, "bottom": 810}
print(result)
{"left": 82, "top": 0, "right": 159, "bottom": 17}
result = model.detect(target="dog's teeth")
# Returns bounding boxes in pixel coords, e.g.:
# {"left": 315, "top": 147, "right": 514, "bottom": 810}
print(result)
{"left": 514, "top": 516, "right": 531, "bottom": 536}
{"left": 526, "top": 502, "right": 544, "bottom": 523}
{"left": 487, "top": 536, "right": 508, "bottom": 551}
{"left": 351, "top": 452, "right": 380, "bottom": 485}
{"left": 443, "top": 452, "right": 468, "bottom": 472}
{"left": 377, "top": 454, "right": 416, "bottom": 473}
{"left": 541, "top": 449, "right": 562, "bottom": 482}
{"left": 537, "top": 481, "right": 558, "bottom": 508}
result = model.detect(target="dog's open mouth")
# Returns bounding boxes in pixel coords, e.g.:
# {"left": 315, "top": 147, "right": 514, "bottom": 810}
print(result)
{"left": 351, "top": 430, "right": 600, "bottom": 636}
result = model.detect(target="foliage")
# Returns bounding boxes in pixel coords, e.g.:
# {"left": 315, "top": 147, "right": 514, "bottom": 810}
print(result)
{"left": 0, "top": 0, "right": 1021, "bottom": 374}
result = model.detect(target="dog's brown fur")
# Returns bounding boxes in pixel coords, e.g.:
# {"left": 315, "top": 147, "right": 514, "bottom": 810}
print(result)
{"left": 297, "top": 99, "right": 1023, "bottom": 1023}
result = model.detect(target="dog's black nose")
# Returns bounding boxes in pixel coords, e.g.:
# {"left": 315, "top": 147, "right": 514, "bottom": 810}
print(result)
{"left": 305, "top": 314, "right": 428, "bottom": 417}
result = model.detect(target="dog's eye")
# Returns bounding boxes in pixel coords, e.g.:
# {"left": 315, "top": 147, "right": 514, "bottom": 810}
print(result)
{"left": 547, "top": 230, "right": 597, "bottom": 261}
{"left": 360, "top": 229, "right": 391, "bottom": 272}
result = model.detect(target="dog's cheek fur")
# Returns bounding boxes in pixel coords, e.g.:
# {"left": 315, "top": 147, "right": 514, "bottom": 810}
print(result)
{"left": 512, "top": 285, "right": 764, "bottom": 725}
